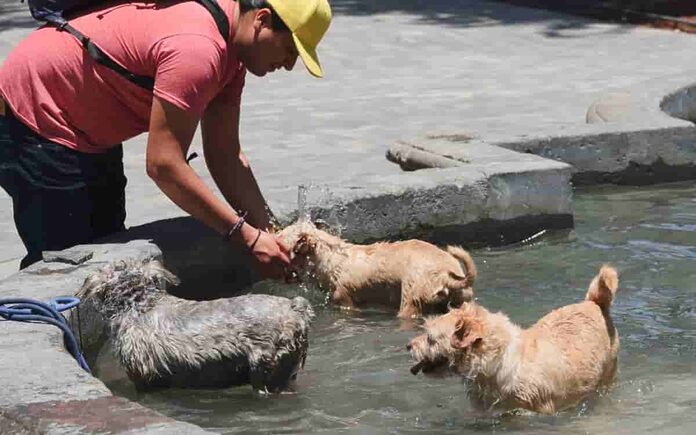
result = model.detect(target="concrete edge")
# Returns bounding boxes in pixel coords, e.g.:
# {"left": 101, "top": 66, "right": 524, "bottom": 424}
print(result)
{"left": 661, "top": 83, "right": 696, "bottom": 124}
{"left": 0, "top": 241, "right": 215, "bottom": 434}
{"left": 0, "top": 396, "right": 212, "bottom": 435}
{"left": 387, "top": 123, "right": 696, "bottom": 186}
{"left": 496, "top": 125, "right": 696, "bottom": 186}
{"left": 386, "top": 77, "right": 696, "bottom": 186}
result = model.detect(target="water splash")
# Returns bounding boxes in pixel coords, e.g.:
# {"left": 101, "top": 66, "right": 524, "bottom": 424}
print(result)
{"left": 293, "top": 183, "right": 346, "bottom": 237}
{"left": 297, "top": 184, "right": 310, "bottom": 223}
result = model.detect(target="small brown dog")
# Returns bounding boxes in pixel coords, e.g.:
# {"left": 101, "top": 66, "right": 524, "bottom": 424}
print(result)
{"left": 408, "top": 265, "right": 620, "bottom": 414}
{"left": 280, "top": 220, "right": 477, "bottom": 318}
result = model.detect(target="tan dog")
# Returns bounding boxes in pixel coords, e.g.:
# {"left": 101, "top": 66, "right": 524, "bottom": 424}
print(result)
{"left": 408, "top": 265, "right": 620, "bottom": 414}
{"left": 280, "top": 220, "right": 477, "bottom": 318}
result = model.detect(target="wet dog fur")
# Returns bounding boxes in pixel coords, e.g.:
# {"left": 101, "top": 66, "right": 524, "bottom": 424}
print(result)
{"left": 280, "top": 220, "right": 477, "bottom": 318}
{"left": 408, "top": 265, "right": 620, "bottom": 414}
{"left": 78, "top": 258, "right": 314, "bottom": 392}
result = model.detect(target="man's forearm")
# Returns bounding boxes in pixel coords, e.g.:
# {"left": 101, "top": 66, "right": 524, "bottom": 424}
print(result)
{"left": 201, "top": 97, "right": 275, "bottom": 231}
{"left": 148, "top": 158, "right": 250, "bottom": 237}
{"left": 204, "top": 149, "right": 274, "bottom": 231}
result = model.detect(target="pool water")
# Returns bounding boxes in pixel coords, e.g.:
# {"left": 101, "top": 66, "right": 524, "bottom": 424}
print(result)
{"left": 97, "top": 182, "right": 696, "bottom": 434}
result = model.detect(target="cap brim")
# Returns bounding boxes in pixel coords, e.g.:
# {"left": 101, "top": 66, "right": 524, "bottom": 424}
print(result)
{"left": 293, "top": 34, "right": 323, "bottom": 78}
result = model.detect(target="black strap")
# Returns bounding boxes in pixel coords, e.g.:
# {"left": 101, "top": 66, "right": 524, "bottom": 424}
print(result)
{"left": 195, "top": 0, "right": 230, "bottom": 42}
{"left": 55, "top": 1, "right": 230, "bottom": 91}
{"left": 60, "top": 23, "right": 156, "bottom": 90}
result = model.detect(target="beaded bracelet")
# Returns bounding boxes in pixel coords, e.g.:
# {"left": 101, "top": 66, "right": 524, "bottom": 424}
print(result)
{"left": 224, "top": 211, "right": 248, "bottom": 241}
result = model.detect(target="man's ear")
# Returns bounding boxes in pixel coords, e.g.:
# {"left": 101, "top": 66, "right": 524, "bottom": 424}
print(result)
{"left": 450, "top": 316, "right": 483, "bottom": 350}
{"left": 254, "top": 7, "right": 274, "bottom": 31}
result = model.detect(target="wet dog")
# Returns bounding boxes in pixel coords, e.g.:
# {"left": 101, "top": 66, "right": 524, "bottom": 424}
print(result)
{"left": 408, "top": 265, "right": 620, "bottom": 414}
{"left": 280, "top": 220, "right": 477, "bottom": 318}
{"left": 78, "top": 258, "right": 314, "bottom": 392}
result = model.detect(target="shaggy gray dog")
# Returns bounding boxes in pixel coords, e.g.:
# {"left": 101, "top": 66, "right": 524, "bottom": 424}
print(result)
{"left": 78, "top": 258, "right": 314, "bottom": 392}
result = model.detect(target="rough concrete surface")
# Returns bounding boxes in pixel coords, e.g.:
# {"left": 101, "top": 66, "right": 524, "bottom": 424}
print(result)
{"left": 0, "top": 241, "right": 212, "bottom": 433}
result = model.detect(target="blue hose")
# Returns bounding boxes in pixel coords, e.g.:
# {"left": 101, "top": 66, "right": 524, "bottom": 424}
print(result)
{"left": 0, "top": 297, "right": 91, "bottom": 373}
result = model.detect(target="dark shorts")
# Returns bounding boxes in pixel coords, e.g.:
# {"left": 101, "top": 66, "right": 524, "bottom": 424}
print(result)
{"left": 0, "top": 109, "right": 127, "bottom": 269}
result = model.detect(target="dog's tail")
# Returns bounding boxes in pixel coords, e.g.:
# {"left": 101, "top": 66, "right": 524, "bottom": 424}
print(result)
{"left": 445, "top": 246, "right": 477, "bottom": 289}
{"left": 585, "top": 265, "right": 619, "bottom": 311}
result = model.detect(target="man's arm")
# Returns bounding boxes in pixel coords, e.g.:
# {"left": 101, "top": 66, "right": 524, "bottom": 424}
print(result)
{"left": 146, "top": 96, "right": 289, "bottom": 277}
{"left": 201, "top": 94, "right": 274, "bottom": 231}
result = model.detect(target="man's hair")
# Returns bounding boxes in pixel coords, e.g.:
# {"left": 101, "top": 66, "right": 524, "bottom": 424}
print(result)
{"left": 238, "top": 0, "right": 290, "bottom": 32}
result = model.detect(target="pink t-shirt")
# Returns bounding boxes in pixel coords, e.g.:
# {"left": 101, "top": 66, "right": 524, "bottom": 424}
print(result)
{"left": 0, "top": 0, "right": 245, "bottom": 153}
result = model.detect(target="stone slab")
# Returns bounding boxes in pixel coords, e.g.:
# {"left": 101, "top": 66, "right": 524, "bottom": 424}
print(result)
{"left": 389, "top": 120, "right": 696, "bottom": 186}
{"left": 42, "top": 249, "right": 94, "bottom": 265}
{"left": 277, "top": 160, "right": 574, "bottom": 245}
{"left": 662, "top": 84, "right": 696, "bottom": 124}
{"left": 0, "top": 396, "right": 211, "bottom": 435}
{"left": 0, "top": 241, "right": 210, "bottom": 434}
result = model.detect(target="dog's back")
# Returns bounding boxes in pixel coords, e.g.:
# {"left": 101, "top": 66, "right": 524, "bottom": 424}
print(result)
{"left": 519, "top": 266, "right": 620, "bottom": 411}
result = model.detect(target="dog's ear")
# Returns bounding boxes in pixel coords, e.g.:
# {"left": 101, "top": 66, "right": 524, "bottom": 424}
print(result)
{"left": 450, "top": 316, "right": 483, "bottom": 350}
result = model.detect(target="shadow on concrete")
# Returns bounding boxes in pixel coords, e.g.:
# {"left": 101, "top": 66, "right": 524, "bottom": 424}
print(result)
{"left": 101, "top": 216, "right": 263, "bottom": 300}
{"left": 492, "top": 0, "right": 696, "bottom": 33}
{"left": 0, "top": 2, "right": 38, "bottom": 32}
{"left": 0, "top": 0, "right": 630, "bottom": 37}
{"left": 331, "top": 0, "right": 628, "bottom": 36}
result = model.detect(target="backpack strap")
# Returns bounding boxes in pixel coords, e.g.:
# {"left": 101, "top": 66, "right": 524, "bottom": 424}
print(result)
{"left": 59, "top": 22, "right": 156, "bottom": 90}
{"left": 195, "top": 0, "right": 230, "bottom": 42}
{"left": 54, "top": 0, "right": 231, "bottom": 91}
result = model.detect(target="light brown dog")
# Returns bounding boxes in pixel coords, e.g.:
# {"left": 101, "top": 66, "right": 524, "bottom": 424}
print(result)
{"left": 408, "top": 265, "right": 620, "bottom": 414}
{"left": 279, "top": 220, "right": 477, "bottom": 318}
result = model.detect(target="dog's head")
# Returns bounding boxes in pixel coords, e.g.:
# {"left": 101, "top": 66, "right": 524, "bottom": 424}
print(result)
{"left": 279, "top": 220, "right": 316, "bottom": 250}
{"left": 280, "top": 220, "right": 337, "bottom": 283}
{"left": 407, "top": 303, "right": 487, "bottom": 378}
{"left": 77, "top": 259, "right": 179, "bottom": 318}
{"left": 293, "top": 232, "right": 317, "bottom": 257}
{"left": 278, "top": 219, "right": 333, "bottom": 253}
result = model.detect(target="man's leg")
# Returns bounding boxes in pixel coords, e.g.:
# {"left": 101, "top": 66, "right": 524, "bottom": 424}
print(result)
{"left": 81, "top": 144, "right": 128, "bottom": 239}
{"left": 12, "top": 184, "right": 94, "bottom": 269}
{"left": 0, "top": 109, "right": 126, "bottom": 269}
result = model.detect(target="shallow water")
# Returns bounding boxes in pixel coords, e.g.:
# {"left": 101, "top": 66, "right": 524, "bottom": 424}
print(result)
{"left": 99, "top": 182, "right": 696, "bottom": 434}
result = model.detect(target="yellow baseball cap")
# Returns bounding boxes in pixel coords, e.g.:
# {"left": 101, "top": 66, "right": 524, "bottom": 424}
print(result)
{"left": 267, "top": 0, "right": 332, "bottom": 78}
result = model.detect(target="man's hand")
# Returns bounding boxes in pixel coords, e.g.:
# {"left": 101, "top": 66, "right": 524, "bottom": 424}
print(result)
{"left": 237, "top": 224, "right": 291, "bottom": 279}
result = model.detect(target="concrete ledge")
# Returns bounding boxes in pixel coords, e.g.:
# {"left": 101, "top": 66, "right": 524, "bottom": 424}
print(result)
{"left": 497, "top": 125, "right": 696, "bottom": 186}
{"left": 272, "top": 161, "right": 573, "bottom": 244}
{"left": 0, "top": 241, "right": 214, "bottom": 434}
{"left": 0, "top": 396, "right": 210, "bottom": 435}
{"left": 387, "top": 77, "right": 696, "bottom": 186}
{"left": 661, "top": 84, "right": 696, "bottom": 124}
{"left": 388, "top": 121, "right": 696, "bottom": 186}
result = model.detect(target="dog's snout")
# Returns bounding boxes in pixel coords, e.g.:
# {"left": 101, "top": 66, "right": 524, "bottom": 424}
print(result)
{"left": 406, "top": 342, "right": 413, "bottom": 351}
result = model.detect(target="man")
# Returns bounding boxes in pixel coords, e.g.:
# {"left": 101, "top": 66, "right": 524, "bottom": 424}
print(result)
{"left": 0, "top": 0, "right": 332, "bottom": 277}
